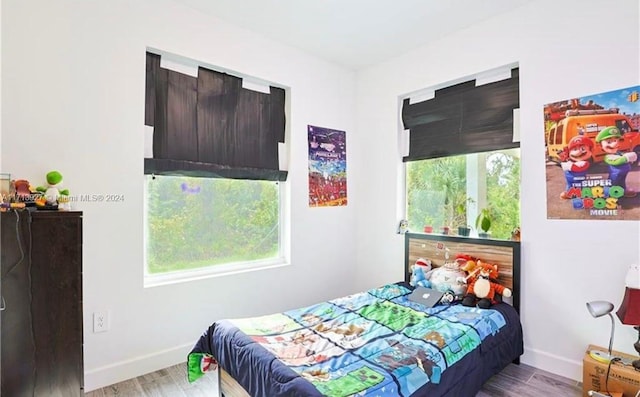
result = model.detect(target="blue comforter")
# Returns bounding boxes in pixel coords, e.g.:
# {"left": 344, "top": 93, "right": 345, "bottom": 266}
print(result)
{"left": 189, "top": 283, "right": 523, "bottom": 396}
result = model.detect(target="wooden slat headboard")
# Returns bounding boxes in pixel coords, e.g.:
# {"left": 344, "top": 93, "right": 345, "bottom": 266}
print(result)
{"left": 405, "top": 233, "right": 521, "bottom": 314}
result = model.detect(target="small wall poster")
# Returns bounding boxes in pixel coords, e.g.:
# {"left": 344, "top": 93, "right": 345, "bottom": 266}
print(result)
{"left": 308, "top": 125, "right": 347, "bottom": 207}
{"left": 544, "top": 85, "right": 640, "bottom": 220}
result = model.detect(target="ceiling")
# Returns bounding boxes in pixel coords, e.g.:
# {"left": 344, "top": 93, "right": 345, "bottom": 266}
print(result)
{"left": 173, "top": 0, "right": 533, "bottom": 70}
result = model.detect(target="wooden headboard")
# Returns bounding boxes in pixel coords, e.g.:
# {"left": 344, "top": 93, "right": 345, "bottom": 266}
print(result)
{"left": 405, "top": 233, "right": 521, "bottom": 314}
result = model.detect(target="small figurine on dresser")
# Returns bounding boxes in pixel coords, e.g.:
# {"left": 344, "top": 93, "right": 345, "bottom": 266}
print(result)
{"left": 36, "top": 170, "right": 70, "bottom": 210}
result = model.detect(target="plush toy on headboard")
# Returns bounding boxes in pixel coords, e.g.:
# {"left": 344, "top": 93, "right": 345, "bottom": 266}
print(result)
{"left": 424, "top": 259, "right": 468, "bottom": 302}
{"left": 455, "top": 253, "right": 479, "bottom": 275}
{"left": 462, "top": 260, "right": 511, "bottom": 309}
{"left": 410, "top": 258, "right": 432, "bottom": 288}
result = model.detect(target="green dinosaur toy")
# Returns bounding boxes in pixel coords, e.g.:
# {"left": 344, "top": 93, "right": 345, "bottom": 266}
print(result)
{"left": 36, "top": 171, "right": 70, "bottom": 205}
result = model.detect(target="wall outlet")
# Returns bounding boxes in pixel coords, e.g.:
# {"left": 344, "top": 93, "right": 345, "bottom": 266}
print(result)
{"left": 93, "top": 311, "right": 110, "bottom": 333}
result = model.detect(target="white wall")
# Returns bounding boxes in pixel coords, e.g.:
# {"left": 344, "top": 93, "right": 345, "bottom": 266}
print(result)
{"left": 353, "top": 0, "right": 640, "bottom": 382}
{"left": 1, "top": 0, "right": 357, "bottom": 390}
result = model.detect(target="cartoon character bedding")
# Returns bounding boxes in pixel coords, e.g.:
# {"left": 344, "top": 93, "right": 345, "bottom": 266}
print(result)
{"left": 188, "top": 283, "right": 523, "bottom": 397}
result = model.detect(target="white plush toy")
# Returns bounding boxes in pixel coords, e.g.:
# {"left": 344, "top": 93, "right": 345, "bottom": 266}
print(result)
{"left": 425, "top": 261, "right": 468, "bottom": 298}
{"left": 625, "top": 264, "right": 640, "bottom": 289}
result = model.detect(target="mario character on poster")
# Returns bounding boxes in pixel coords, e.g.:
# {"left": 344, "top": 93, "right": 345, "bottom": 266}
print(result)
{"left": 544, "top": 85, "right": 640, "bottom": 220}
{"left": 308, "top": 125, "right": 347, "bottom": 207}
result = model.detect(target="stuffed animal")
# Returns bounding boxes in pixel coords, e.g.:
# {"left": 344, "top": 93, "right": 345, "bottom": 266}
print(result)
{"left": 410, "top": 258, "right": 432, "bottom": 288}
{"left": 13, "top": 180, "right": 32, "bottom": 200}
{"left": 452, "top": 253, "right": 480, "bottom": 287}
{"left": 397, "top": 219, "right": 409, "bottom": 234}
{"left": 455, "top": 254, "right": 478, "bottom": 274}
{"left": 424, "top": 260, "right": 468, "bottom": 301}
{"left": 462, "top": 260, "right": 511, "bottom": 309}
{"left": 511, "top": 227, "right": 521, "bottom": 241}
{"left": 36, "top": 171, "right": 69, "bottom": 206}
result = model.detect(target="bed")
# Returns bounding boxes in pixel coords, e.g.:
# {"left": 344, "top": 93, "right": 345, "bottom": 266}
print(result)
{"left": 188, "top": 233, "right": 523, "bottom": 396}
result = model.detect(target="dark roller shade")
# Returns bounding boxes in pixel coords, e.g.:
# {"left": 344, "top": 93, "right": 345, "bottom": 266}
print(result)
{"left": 402, "top": 68, "right": 519, "bottom": 161}
{"left": 144, "top": 158, "right": 287, "bottom": 181}
{"left": 144, "top": 52, "right": 287, "bottom": 181}
{"left": 145, "top": 53, "right": 160, "bottom": 126}
{"left": 196, "top": 68, "right": 241, "bottom": 167}
{"left": 152, "top": 67, "right": 199, "bottom": 162}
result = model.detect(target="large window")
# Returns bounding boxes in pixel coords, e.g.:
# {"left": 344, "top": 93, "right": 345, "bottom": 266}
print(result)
{"left": 143, "top": 50, "right": 288, "bottom": 285}
{"left": 406, "top": 149, "right": 520, "bottom": 240}
{"left": 144, "top": 175, "right": 283, "bottom": 283}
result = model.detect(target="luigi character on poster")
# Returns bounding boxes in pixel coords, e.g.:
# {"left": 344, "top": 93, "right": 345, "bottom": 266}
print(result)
{"left": 544, "top": 85, "right": 640, "bottom": 220}
{"left": 596, "top": 126, "right": 638, "bottom": 198}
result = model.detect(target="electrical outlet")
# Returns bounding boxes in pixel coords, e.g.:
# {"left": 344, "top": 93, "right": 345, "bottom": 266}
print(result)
{"left": 93, "top": 311, "right": 110, "bottom": 333}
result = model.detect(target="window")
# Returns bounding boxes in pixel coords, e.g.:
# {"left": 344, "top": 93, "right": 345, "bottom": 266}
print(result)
{"left": 554, "top": 124, "right": 564, "bottom": 145}
{"left": 401, "top": 65, "right": 520, "bottom": 240}
{"left": 144, "top": 175, "right": 284, "bottom": 283}
{"left": 143, "top": 50, "right": 288, "bottom": 285}
{"left": 406, "top": 149, "right": 520, "bottom": 240}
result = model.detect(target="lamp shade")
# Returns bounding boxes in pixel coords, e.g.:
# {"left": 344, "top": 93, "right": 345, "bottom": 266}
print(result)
{"left": 587, "top": 301, "right": 614, "bottom": 318}
{"left": 617, "top": 287, "right": 640, "bottom": 325}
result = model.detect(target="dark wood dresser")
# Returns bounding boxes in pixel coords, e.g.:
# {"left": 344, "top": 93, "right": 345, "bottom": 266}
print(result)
{"left": 1, "top": 210, "right": 83, "bottom": 396}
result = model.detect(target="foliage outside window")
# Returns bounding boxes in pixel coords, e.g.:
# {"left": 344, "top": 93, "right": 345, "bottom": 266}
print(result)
{"left": 406, "top": 149, "right": 520, "bottom": 240}
{"left": 145, "top": 175, "right": 282, "bottom": 278}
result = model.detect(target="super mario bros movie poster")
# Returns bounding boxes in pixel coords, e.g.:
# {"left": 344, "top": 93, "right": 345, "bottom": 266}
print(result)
{"left": 544, "top": 85, "right": 640, "bottom": 220}
{"left": 308, "top": 125, "right": 347, "bottom": 207}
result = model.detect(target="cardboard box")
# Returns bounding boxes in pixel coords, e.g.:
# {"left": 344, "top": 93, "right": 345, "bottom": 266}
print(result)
{"left": 583, "top": 344, "right": 640, "bottom": 397}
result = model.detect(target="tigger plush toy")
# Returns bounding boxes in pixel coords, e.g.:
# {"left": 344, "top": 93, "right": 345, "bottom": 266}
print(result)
{"left": 461, "top": 260, "right": 511, "bottom": 309}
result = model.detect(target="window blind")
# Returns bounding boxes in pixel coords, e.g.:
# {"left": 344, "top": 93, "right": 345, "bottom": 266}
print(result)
{"left": 144, "top": 52, "right": 287, "bottom": 181}
{"left": 402, "top": 68, "right": 519, "bottom": 161}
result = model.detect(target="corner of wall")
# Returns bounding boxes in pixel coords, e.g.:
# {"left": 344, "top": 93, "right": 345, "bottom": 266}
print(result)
{"left": 84, "top": 342, "right": 193, "bottom": 391}
{"left": 522, "top": 346, "right": 583, "bottom": 382}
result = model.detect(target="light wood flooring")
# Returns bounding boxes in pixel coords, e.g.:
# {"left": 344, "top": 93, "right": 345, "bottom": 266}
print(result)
{"left": 86, "top": 362, "right": 583, "bottom": 396}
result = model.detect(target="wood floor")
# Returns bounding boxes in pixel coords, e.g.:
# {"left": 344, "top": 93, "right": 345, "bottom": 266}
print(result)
{"left": 86, "top": 362, "right": 583, "bottom": 396}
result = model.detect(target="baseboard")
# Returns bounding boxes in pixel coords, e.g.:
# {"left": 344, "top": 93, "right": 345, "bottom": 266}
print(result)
{"left": 84, "top": 343, "right": 583, "bottom": 391}
{"left": 83, "top": 342, "right": 194, "bottom": 392}
{"left": 521, "top": 346, "right": 583, "bottom": 382}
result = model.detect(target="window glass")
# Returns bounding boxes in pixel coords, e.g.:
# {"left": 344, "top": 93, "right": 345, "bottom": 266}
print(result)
{"left": 485, "top": 152, "right": 521, "bottom": 238}
{"left": 616, "top": 118, "right": 632, "bottom": 134}
{"left": 547, "top": 126, "right": 556, "bottom": 146}
{"left": 554, "top": 124, "right": 564, "bottom": 144}
{"left": 406, "top": 149, "right": 520, "bottom": 240}
{"left": 145, "top": 175, "right": 282, "bottom": 277}
{"left": 407, "top": 156, "right": 467, "bottom": 232}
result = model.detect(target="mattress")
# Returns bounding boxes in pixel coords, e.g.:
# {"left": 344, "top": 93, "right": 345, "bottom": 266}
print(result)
{"left": 189, "top": 283, "right": 523, "bottom": 396}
